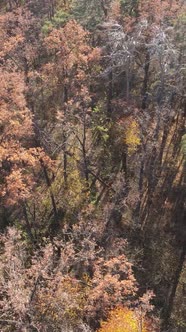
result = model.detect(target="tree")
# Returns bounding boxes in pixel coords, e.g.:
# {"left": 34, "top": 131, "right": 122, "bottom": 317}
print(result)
{"left": 0, "top": 68, "right": 57, "bottom": 239}
{"left": 0, "top": 69, "right": 35, "bottom": 207}
{"left": 39, "top": 20, "right": 100, "bottom": 186}
{"left": 97, "top": 306, "right": 158, "bottom": 332}
{"left": 72, "top": 0, "right": 112, "bottom": 29}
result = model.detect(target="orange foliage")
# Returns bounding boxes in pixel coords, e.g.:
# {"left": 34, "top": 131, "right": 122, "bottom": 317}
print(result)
{"left": 109, "top": 0, "right": 122, "bottom": 21}
{"left": 124, "top": 0, "right": 181, "bottom": 34}
{"left": 43, "top": 19, "right": 100, "bottom": 93}
{"left": 0, "top": 69, "right": 53, "bottom": 206}
{"left": 138, "top": 0, "right": 180, "bottom": 25}
{"left": 85, "top": 255, "right": 138, "bottom": 321}
{"left": 0, "top": 70, "right": 34, "bottom": 204}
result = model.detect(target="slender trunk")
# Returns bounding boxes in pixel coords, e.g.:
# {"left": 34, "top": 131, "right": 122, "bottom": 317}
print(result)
{"left": 107, "top": 70, "right": 113, "bottom": 118}
{"left": 63, "top": 84, "right": 68, "bottom": 186}
{"left": 126, "top": 60, "right": 130, "bottom": 105}
{"left": 134, "top": 156, "right": 144, "bottom": 220}
{"left": 141, "top": 51, "right": 150, "bottom": 109}
{"left": 161, "top": 244, "right": 186, "bottom": 330}
{"left": 63, "top": 135, "right": 68, "bottom": 186}
{"left": 122, "top": 143, "right": 129, "bottom": 186}
{"left": 22, "top": 202, "right": 35, "bottom": 243}
{"left": 50, "top": 0, "right": 55, "bottom": 18}
{"left": 0, "top": 205, "right": 9, "bottom": 230}
{"left": 100, "top": 0, "right": 108, "bottom": 18}
{"left": 82, "top": 111, "right": 89, "bottom": 183}
{"left": 156, "top": 126, "right": 169, "bottom": 175}
{"left": 40, "top": 160, "right": 59, "bottom": 233}
{"left": 8, "top": 1, "right": 12, "bottom": 11}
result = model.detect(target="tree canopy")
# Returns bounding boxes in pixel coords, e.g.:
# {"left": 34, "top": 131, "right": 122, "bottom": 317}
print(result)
{"left": 0, "top": 0, "right": 185, "bottom": 331}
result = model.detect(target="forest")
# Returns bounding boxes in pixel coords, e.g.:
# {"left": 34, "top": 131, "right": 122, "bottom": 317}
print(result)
{"left": 0, "top": 0, "right": 185, "bottom": 331}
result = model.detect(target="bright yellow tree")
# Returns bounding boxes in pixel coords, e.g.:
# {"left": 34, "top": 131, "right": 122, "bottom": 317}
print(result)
{"left": 97, "top": 307, "right": 150, "bottom": 332}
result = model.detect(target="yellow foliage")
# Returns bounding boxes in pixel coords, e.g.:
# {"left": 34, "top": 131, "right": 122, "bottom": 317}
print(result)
{"left": 126, "top": 120, "right": 141, "bottom": 154}
{"left": 97, "top": 307, "right": 149, "bottom": 332}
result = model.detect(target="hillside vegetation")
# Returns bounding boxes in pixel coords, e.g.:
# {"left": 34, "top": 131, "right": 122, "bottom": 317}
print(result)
{"left": 0, "top": 1, "right": 185, "bottom": 331}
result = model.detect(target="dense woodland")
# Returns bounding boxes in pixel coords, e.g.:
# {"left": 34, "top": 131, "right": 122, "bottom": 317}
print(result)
{"left": 0, "top": 0, "right": 185, "bottom": 331}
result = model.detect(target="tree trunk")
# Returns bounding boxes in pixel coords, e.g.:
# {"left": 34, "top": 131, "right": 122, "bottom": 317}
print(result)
{"left": 63, "top": 84, "right": 68, "bottom": 186}
{"left": 107, "top": 70, "right": 113, "bottom": 118}
{"left": 141, "top": 50, "right": 150, "bottom": 109}
{"left": 40, "top": 159, "right": 60, "bottom": 233}
{"left": 161, "top": 244, "right": 186, "bottom": 330}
